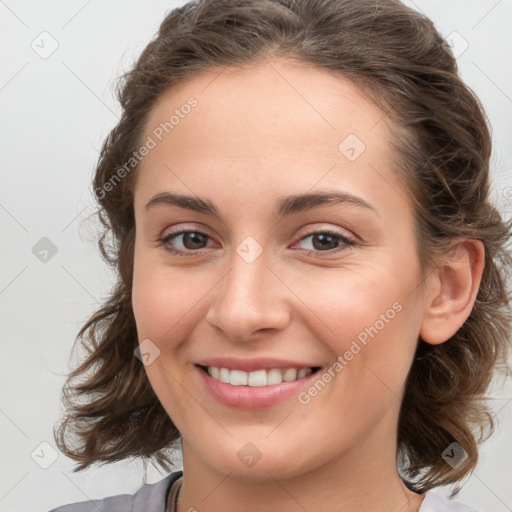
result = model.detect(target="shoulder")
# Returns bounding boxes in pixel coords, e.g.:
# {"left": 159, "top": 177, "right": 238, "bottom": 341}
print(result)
{"left": 419, "top": 490, "right": 480, "bottom": 512}
{"left": 48, "top": 470, "right": 183, "bottom": 512}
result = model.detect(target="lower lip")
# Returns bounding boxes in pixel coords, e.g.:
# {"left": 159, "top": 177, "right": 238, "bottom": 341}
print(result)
{"left": 196, "top": 365, "right": 320, "bottom": 409}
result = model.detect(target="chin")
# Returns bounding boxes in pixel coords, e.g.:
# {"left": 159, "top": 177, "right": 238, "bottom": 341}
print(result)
{"left": 192, "top": 437, "right": 318, "bottom": 482}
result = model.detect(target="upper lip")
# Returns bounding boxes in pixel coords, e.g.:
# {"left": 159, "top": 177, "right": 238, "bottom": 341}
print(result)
{"left": 196, "top": 357, "right": 321, "bottom": 372}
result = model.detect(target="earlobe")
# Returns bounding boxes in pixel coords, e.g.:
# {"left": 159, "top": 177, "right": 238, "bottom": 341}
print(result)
{"left": 420, "top": 239, "right": 485, "bottom": 345}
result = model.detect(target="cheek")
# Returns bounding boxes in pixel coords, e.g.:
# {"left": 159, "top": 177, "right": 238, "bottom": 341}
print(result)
{"left": 131, "top": 255, "right": 215, "bottom": 346}
{"left": 131, "top": 257, "right": 200, "bottom": 417}
{"left": 132, "top": 251, "right": 180, "bottom": 341}
{"left": 309, "top": 270, "right": 421, "bottom": 390}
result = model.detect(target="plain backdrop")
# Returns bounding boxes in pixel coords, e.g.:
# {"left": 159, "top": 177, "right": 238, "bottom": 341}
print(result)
{"left": 1, "top": 1, "right": 511, "bottom": 511}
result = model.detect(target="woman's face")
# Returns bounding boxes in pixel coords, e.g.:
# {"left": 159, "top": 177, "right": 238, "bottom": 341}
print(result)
{"left": 131, "top": 59, "right": 429, "bottom": 480}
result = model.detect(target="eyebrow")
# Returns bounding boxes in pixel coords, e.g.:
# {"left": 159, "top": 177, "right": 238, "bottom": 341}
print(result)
{"left": 144, "top": 190, "right": 379, "bottom": 218}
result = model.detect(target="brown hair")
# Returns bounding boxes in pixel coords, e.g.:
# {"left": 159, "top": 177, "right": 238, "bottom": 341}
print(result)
{"left": 54, "top": 0, "right": 512, "bottom": 494}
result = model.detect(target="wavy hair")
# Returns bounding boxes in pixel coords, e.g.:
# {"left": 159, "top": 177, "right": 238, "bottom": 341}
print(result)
{"left": 54, "top": 0, "right": 512, "bottom": 494}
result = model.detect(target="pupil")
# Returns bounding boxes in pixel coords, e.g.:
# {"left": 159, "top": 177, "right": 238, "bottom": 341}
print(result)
{"left": 184, "top": 232, "right": 207, "bottom": 249}
{"left": 313, "top": 234, "right": 337, "bottom": 251}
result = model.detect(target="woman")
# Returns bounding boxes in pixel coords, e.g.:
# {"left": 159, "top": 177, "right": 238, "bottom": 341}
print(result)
{"left": 50, "top": 0, "right": 512, "bottom": 511}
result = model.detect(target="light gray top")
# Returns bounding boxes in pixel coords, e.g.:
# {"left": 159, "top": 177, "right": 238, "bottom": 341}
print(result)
{"left": 48, "top": 470, "right": 479, "bottom": 512}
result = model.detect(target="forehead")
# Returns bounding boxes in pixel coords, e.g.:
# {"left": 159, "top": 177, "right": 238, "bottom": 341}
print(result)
{"left": 141, "top": 59, "right": 389, "bottom": 158}
{"left": 134, "top": 59, "right": 407, "bottom": 218}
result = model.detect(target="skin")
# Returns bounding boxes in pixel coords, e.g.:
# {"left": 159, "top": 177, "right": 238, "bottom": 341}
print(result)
{"left": 131, "top": 58, "right": 484, "bottom": 512}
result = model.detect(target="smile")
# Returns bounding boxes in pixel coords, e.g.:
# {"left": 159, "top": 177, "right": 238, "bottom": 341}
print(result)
{"left": 196, "top": 362, "right": 324, "bottom": 409}
{"left": 202, "top": 366, "right": 319, "bottom": 386}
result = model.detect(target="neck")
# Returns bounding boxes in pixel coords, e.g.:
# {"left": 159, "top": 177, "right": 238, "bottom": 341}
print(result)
{"left": 175, "top": 412, "right": 425, "bottom": 512}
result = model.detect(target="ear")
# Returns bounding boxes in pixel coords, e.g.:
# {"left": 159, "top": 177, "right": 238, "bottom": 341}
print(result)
{"left": 420, "top": 239, "right": 485, "bottom": 345}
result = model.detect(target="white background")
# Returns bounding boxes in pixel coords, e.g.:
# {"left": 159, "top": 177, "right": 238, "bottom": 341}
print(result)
{"left": 1, "top": 1, "right": 511, "bottom": 511}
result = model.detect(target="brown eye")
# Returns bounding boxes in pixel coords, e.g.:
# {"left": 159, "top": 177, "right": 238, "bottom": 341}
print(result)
{"left": 295, "top": 230, "right": 355, "bottom": 255}
{"left": 159, "top": 230, "right": 213, "bottom": 255}
{"left": 178, "top": 231, "right": 209, "bottom": 250}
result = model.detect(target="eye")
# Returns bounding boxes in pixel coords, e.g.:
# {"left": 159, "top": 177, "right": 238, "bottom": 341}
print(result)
{"left": 157, "top": 227, "right": 356, "bottom": 257}
{"left": 157, "top": 229, "right": 214, "bottom": 256}
{"left": 293, "top": 229, "right": 355, "bottom": 255}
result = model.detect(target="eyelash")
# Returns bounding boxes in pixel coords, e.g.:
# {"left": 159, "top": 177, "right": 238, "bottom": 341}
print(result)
{"left": 156, "top": 228, "right": 356, "bottom": 257}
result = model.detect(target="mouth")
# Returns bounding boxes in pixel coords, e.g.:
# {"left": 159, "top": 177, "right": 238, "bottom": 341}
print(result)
{"left": 197, "top": 364, "right": 322, "bottom": 387}
{"left": 194, "top": 361, "right": 324, "bottom": 409}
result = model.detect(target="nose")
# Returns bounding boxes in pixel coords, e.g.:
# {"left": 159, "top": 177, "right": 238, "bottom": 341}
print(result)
{"left": 205, "top": 247, "right": 291, "bottom": 342}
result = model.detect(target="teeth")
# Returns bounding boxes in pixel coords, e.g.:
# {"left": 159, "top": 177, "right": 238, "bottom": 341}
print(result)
{"left": 230, "top": 370, "right": 248, "bottom": 386}
{"left": 267, "top": 368, "right": 283, "bottom": 385}
{"left": 219, "top": 367, "right": 230, "bottom": 383}
{"left": 205, "top": 366, "right": 313, "bottom": 386}
{"left": 248, "top": 369, "right": 267, "bottom": 387}
{"left": 297, "top": 368, "right": 308, "bottom": 379}
{"left": 283, "top": 368, "right": 297, "bottom": 381}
